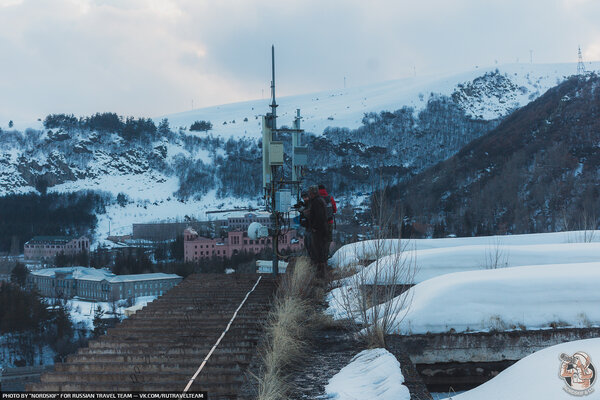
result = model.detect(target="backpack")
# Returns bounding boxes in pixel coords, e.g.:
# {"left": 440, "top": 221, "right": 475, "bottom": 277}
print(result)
{"left": 322, "top": 195, "right": 334, "bottom": 223}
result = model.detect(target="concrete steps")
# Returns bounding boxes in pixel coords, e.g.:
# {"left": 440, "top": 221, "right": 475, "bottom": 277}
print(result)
{"left": 28, "top": 273, "right": 278, "bottom": 398}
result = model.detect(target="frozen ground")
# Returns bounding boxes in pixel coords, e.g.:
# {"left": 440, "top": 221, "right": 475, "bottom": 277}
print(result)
{"left": 325, "top": 348, "right": 410, "bottom": 400}
{"left": 330, "top": 230, "right": 600, "bottom": 270}
{"left": 327, "top": 231, "right": 600, "bottom": 334}
{"left": 340, "top": 241, "right": 600, "bottom": 285}
{"left": 377, "top": 262, "right": 600, "bottom": 334}
{"left": 446, "top": 338, "right": 600, "bottom": 400}
{"left": 58, "top": 295, "right": 158, "bottom": 330}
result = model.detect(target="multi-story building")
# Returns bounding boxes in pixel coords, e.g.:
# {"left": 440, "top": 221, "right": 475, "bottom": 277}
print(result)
{"left": 225, "top": 212, "right": 273, "bottom": 232}
{"left": 183, "top": 227, "right": 303, "bottom": 263}
{"left": 24, "top": 236, "right": 90, "bottom": 261}
{"left": 131, "top": 213, "right": 293, "bottom": 242}
{"left": 28, "top": 267, "right": 182, "bottom": 301}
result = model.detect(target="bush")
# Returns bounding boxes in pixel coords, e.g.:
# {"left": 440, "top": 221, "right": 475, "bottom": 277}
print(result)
{"left": 189, "top": 120, "right": 212, "bottom": 132}
{"left": 84, "top": 112, "right": 123, "bottom": 133}
{"left": 116, "top": 193, "right": 129, "bottom": 207}
{"left": 43, "top": 114, "right": 79, "bottom": 130}
{"left": 0, "top": 281, "right": 49, "bottom": 333}
{"left": 10, "top": 262, "right": 29, "bottom": 287}
{"left": 122, "top": 117, "right": 157, "bottom": 141}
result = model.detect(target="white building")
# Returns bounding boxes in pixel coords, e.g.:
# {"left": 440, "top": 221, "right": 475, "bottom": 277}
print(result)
{"left": 28, "top": 267, "right": 182, "bottom": 301}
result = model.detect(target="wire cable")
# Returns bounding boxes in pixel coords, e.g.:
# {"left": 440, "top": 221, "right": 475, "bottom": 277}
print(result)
{"left": 182, "top": 275, "right": 263, "bottom": 393}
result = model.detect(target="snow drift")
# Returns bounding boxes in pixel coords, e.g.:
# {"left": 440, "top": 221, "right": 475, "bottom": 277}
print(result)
{"left": 448, "top": 338, "right": 600, "bottom": 400}
{"left": 325, "top": 348, "right": 410, "bottom": 400}
{"left": 380, "top": 262, "right": 600, "bottom": 334}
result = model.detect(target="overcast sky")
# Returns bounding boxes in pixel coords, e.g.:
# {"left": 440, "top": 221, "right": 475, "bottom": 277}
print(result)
{"left": 1, "top": 0, "right": 599, "bottom": 125}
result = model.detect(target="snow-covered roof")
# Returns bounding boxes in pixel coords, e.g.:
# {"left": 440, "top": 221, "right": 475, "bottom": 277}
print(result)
{"left": 221, "top": 211, "right": 271, "bottom": 219}
{"left": 26, "top": 235, "right": 85, "bottom": 245}
{"left": 31, "top": 267, "right": 181, "bottom": 283}
{"left": 256, "top": 260, "right": 288, "bottom": 274}
{"left": 110, "top": 273, "right": 181, "bottom": 283}
{"left": 327, "top": 230, "right": 600, "bottom": 334}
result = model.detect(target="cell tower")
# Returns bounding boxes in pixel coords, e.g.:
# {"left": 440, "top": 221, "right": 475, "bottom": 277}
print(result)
{"left": 258, "top": 45, "right": 307, "bottom": 276}
{"left": 578, "top": 46, "right": 587, "bottom": 75}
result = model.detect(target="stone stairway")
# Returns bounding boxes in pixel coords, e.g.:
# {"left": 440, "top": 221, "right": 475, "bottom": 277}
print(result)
{"left": 28, "top": 273, "right": 277, "bottom": 399}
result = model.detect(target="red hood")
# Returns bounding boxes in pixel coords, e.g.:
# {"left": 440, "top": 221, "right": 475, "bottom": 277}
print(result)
{"left": 319, "top": 188, "right": 329, "bottom": 197}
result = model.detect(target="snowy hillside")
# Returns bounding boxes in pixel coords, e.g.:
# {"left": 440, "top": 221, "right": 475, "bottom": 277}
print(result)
{"left": 162, "top": 63, "right": 600, "bottom": 138}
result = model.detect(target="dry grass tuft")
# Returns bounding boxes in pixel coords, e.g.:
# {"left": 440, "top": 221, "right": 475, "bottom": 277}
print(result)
{"left": 256, "top": 371, "right": 288, "bottom": 400}
{"left": 256, "top": 257, "right": 322, "bottom": 400}
{"left": 280, "top": 256, "right": 316, "bottom": 299}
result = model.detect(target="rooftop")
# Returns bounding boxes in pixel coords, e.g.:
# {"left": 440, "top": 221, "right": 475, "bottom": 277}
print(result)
{"left": 31, "top": 267, "right": 181, "bottom": 283}
{"left": 26, "top": 235, "right": 87, "bottom": 244}
{"left": 221, "top": 211, "right": 271, "bottom": 219}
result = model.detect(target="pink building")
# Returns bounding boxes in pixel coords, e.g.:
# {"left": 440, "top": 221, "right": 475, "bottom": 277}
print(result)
{"left": 184, "top": 227, "right": 303, "bottom": 263}
{"left": 24, "top": 236, "right": 90, "bottom": 261}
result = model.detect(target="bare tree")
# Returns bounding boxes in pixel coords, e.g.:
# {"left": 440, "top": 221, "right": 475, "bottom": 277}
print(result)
{"left": 578, "top": 208, "right": 597, "bottom": 243}
{"left": 564, "top": 208, "right": 598, "bottom": 243}
{"left": 334, "top": 188, "right": 416, "bottom": 347}
{"left": 483, "top": 236, "right": 509, "bottom": 269}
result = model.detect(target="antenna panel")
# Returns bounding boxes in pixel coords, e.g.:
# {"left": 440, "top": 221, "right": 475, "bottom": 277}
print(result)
{"left": 269, "top": 142, "right": 284, "bottom": 165}
{"left": 275, "top": 190, "right": 291, "bottom": 213}
{"left": 293, "top": 146, "right": 308, "bottom": 166}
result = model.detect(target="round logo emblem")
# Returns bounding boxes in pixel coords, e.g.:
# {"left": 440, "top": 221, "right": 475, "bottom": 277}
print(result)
{"left": 559, "top": 352, "right": 596, "bottom": 397}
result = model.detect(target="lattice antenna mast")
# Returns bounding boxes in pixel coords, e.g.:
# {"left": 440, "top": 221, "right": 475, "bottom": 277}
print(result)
{"left": 578, "top": 46, "right": 587, "bottom": 75}
{"left": 259, "top": 46, "right": 307, "bottom": 277}
{"left": 270, "top": 45, "right": 278, "bottom": 123}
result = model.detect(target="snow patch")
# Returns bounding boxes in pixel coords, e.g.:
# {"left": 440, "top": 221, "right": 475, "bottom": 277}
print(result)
{"left": 449, "top": 338, "right": 600, "bottom": 400}
{"left": 325, "top": 348, "right": 410, "bottom": 400}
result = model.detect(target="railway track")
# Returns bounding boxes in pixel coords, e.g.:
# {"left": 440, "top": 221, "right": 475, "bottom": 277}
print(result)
{"left": 28, "top": 273, "right": 278, "bottom": 399}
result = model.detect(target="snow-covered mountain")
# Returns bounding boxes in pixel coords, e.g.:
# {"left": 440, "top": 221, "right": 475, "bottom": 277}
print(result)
{"left": 0, "top": 62, "right": 596, "bottom": 243}
{"left": 385, "top": 72, "right": 600, "bottom": 236}
{"left": 162, "top": 63, "right": 598, "bottom": 138}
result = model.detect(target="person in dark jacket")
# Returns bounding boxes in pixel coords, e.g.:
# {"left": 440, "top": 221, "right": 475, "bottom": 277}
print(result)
{"left": 318, "top": 184, "right": 336, "bottom": 258}
{"left": 297, "top": 190, "right": 312, "bottom": 258}
{"left": 306, "top": 185, "right": 329, "bottom": 278}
